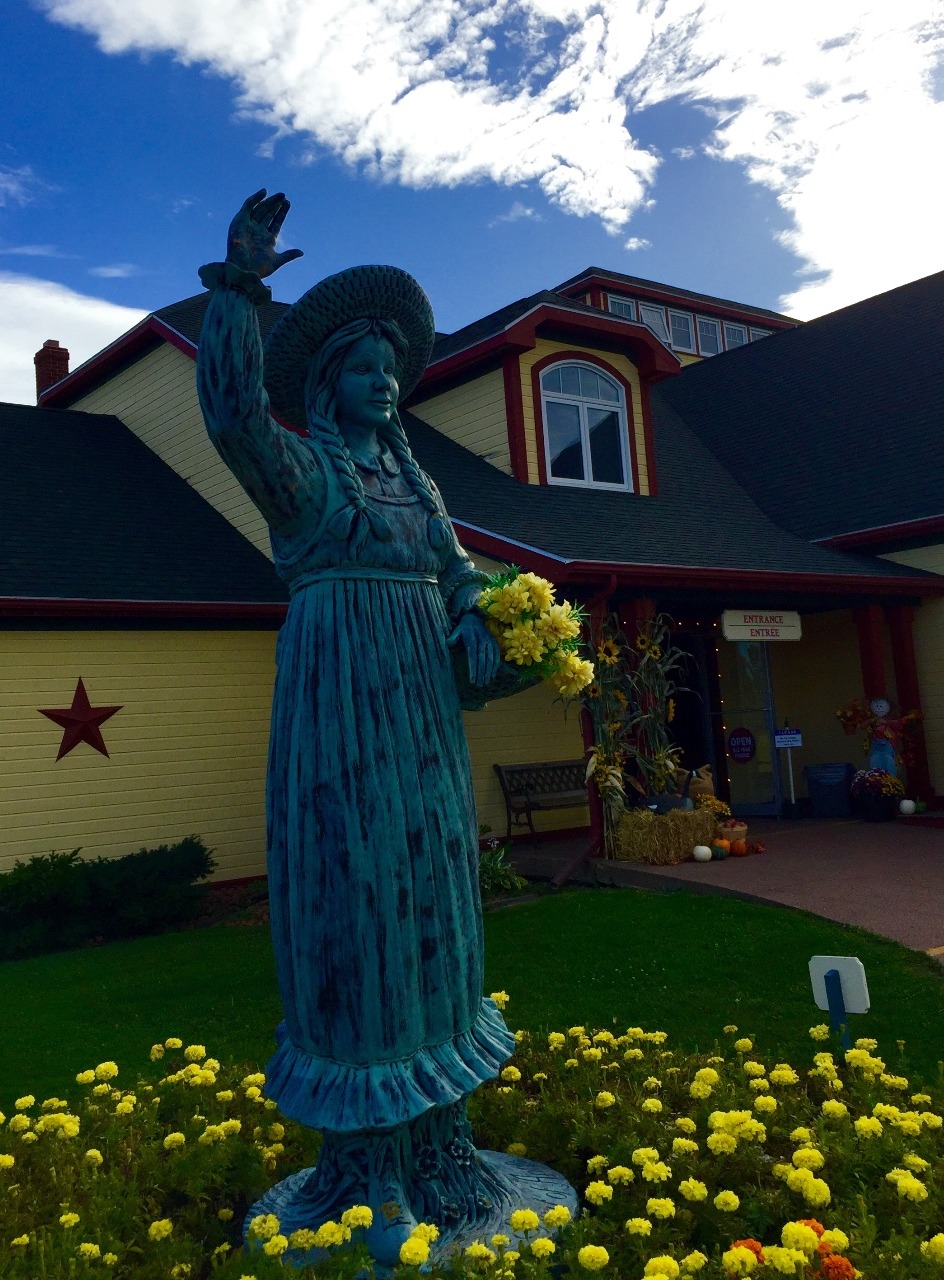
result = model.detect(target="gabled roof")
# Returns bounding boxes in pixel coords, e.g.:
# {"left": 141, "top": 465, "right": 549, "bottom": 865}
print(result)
{"left": 554, "top": 267, "right": 796, "bottom": 326}
{"left": 156, "top": 292, "right": 288, "bottom": 347}
{"left": 402, "top": 407, "right": 935, "bottom": 597}
{"left": 0, "top": 402, "right": 287, "bottom": 616}
{"left": 655, "top": 269, "right": 944, "bottom": 547}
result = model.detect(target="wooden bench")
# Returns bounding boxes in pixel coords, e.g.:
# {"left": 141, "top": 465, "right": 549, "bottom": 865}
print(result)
{"left": 493, "top": 760, "right": 588, "bottom": 841}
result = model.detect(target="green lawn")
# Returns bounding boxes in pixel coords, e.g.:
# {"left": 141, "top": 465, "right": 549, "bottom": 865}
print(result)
{"left": 4, "top": 888, "right": 943, "bottom": 1107}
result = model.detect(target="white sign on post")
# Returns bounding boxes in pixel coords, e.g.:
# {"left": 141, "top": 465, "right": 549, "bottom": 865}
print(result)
{"left": 722, "top": 610, "right": 802, "bottom": 641}
{"left": 775, "top": 729, "right": 803, "bottom": 749}
{"left": 809, "top": 956, "right": 870, "bottom": 1014}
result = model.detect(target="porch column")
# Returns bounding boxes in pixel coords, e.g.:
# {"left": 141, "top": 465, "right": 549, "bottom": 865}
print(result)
{"left": 885, "top": 604, "right": 933, "bottom": 799}
{"left": 852, "top": 604, "right": 888, "bottom": 700}
{"left": 617, "top": 597, "right": 656, "bottom": 642}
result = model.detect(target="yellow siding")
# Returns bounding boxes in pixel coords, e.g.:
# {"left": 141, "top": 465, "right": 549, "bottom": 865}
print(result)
{"left": 411, "top": 368, "right": 511, "bottom": 473}
{"left": 464, "top": 683, "right": 587, "bottom": 836}
{"left": 72, "top": 344, "right": 273, "bottom": 558}
{"left": 883, "top": 547, "right": 944, "bottom": 792}
{"left": 518, "top": 338, "right": 649, "bottom": 493}
{"left": 766, "top": 610, "right": 871, "bottom": 796}
{"left": 0, "top": 630, "right": 274, "bottom": 881}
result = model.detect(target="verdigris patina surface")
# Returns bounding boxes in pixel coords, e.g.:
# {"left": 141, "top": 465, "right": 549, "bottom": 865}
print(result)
{"left": 196, "top": 191, "right": 576, "bottom": 1270}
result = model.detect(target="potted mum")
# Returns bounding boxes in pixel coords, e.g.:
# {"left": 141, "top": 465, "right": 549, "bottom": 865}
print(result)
{"left": 850, "top": 768, "right": 904, "bottom": 822}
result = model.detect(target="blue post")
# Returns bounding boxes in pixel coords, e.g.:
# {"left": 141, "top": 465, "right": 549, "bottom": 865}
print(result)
{"left": 824, "top": 968, "right": 851, "bottom": 1051}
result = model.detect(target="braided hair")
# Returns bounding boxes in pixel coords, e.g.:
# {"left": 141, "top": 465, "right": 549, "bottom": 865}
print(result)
{"left": 303, "top": 318, "right": 448, "bottom": 554}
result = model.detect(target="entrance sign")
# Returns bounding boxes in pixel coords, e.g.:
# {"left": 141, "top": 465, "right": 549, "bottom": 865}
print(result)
{"left": 775, "top": 728, "right": 803, "bottom": 749}
{"left": 723, "top": 610, "right": 802, "bottom": 641}
{"left": 728, "top": 727, "right": 756, "bottom": 763}
{"left": 809, "top": 956, "right": 870, "bottom": 1013}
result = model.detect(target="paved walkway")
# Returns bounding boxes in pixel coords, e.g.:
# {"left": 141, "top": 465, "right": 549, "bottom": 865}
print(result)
{"left": 510, "top": 818, "right": 944, "bottom": 954}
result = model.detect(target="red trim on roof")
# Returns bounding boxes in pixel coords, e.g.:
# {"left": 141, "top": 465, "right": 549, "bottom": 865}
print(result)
{"left": 0, "top": 598, "right": 287, "bottom": 622}
{"left": 451, "top": 522, "right": 942, "bottom": 597}
{"left": 818, "top": 515, "right": 944, "bottom": 549}
{"left": 39, "top": 316, "right": 168, "bottom": 407}
{"left": 556, "top": 272, "right": 796, "bottom": 329}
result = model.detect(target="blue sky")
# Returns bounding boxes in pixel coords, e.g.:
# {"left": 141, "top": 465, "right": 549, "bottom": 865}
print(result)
{"left": 2, "top": 0, "right": 942, "bottom": 404}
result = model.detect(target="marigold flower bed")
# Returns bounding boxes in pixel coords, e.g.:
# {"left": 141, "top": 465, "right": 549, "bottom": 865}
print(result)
{"left": 2, "top": 1015, "right": 944, "bottom": 1278}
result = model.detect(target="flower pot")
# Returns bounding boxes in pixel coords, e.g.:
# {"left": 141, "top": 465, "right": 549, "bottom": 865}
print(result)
{"left": 856, "top": 793, "right": 898, "bottom": 823}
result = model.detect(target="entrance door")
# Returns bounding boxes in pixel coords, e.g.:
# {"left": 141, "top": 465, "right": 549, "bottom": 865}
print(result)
{"left": 717, "top": 640, "right": 782, "bottom": 817}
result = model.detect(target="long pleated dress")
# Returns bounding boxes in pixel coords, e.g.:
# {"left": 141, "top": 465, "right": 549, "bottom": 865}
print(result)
{"left": 197, "top": 283, "right": 514, "bottom": 1136}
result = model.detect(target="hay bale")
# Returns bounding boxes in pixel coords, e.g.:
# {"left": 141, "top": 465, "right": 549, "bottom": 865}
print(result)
{"left": 615, "top": 808, "right": 718, "bottom": 865}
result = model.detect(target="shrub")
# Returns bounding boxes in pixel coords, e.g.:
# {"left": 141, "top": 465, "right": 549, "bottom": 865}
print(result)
{"left": 479, "top": 840, "right": 528, "bottom": 898}
{"left": 616, "top": 809, "right": 717, "bottom": 864}
{"left": 2, "top": 1014, "right": 941, "bottom": 1277}
{"left": 0, "top": 837, "right": 215, "bottom": 961}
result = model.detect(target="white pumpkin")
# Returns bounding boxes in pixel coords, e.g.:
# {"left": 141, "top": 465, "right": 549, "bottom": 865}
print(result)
{"left": 693, "top": 845, "right": 713, "bottom": 863}
{"left": 899, "top": 799, "right": 917, "bottom": 816}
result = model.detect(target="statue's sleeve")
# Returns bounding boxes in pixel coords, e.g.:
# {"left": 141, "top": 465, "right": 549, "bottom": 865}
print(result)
{"left": 196, "top": 269, "right": 326, "bottom": 536}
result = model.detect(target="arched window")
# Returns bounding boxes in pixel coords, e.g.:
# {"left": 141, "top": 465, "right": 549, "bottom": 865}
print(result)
{"left": 540, "top": 361, "right": 631, "bottom": 489}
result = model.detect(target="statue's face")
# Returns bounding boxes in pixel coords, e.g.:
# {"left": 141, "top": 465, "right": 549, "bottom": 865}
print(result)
{"left": 335, "top": 335, "right": 398, "bottom": 431}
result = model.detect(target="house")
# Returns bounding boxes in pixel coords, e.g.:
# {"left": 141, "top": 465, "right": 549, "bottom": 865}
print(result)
{"left": 5, "top": 265, "right": 940, "bottom": 878}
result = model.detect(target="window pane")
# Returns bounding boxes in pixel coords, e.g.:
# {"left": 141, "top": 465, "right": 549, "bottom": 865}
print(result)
{"left": 697, "top": 317, "right": 721, "bottom": 355}
{"left": 724, "top": 323, "right": 747, "bottom": 348}
{"left": 546, "top": 400, "right": 584, "bottom": 480}
{"left": 587, "top": 407, "right": 625, "bottom": 485}
{"left": 669, "top": 311, "right": 695, "bottom": 351}
{"left": 559, "top": 365, "right": 581, "bottom": 396}
{"left": 608, "top": 297, "right": 636, "bottom": 320}
{"left": 595, "top": 374, "right": 619, "bottom": 403}
{"left": 749, "top": 327, "right": 772, "bottom": 342}
{"left": 541, "top": 366, "right": 562, "bottom": 393}
{"left": 578, "top": 367, "right": 601, "bottom": 400}
{"left": 639, "top": 304, "right": 670, "bottom": 343}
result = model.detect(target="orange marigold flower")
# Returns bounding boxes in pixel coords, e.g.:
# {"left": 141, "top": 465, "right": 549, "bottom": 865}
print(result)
{"left": 732, "top": 1239, "right": 765, "bottom": 1262}
{"left": 798, "top": 1219, "right": 825, "bottom": 1237}
{"left": 820, "top": 1255, "right": 855, "bottom": 1279}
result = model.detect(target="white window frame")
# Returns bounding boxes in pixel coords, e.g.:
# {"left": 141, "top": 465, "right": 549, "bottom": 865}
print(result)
{"left": 607, "top": 295, "right": 636, "bottom": 320}
{"left": 723, "top": 322, "right": 748, "bottom": 350}
{"left": 696, "top": 315, "right": 722, "bottom": 356}
{"left": 749, "top": 327, "right": 772, "bottom": 342}
{"left": 540, "top": 360, "right": 633, "bottom": 493}
{"left": 668, "top": 309, "right": 696, "bottom": 353}
{"left": 638, "top": 302, "right": 671, "bottom": 345}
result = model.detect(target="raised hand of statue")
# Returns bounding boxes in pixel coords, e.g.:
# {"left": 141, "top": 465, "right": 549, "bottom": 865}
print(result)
{"left": 448, "top": 612, "right": 502, "bottom": 688}
{"left": 227, "top": 189, "right": 303, "bottom": 279}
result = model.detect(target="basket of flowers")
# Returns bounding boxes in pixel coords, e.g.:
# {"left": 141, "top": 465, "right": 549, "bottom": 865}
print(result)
{"left": 850, "top": 768, "right": 905, "bottom": 822}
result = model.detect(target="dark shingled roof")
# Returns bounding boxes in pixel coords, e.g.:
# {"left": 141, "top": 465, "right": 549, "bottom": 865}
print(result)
{"left": 654, "top": 269, "right": 944, "bottom": 542}
{"left": 402, "top": 408, "right": 929, "bottom": 585}
{"left": 0, "top": 402, "right": 287, "bottom": 604}
{"left": 554, "top": 267, "right": 795, "bottom": 323}
{"left": 156, "top": 292, "right": 288, "bottom": 348}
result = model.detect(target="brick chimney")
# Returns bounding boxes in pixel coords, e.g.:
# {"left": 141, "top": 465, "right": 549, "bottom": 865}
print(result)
{"left": 34, "top": 339, "right": 70, "bottom": 401}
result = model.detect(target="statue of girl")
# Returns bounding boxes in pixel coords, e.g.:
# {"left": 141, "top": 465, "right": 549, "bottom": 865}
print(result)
{"left": 196, "top": 191, "right": 575, "bottom": 1267}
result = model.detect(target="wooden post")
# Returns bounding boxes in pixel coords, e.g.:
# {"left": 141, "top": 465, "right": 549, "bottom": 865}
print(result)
{"left": 885, "top": 603, "right": 933, "bottom": 800}
{"left": 852, "top": 604, "right": 887, "bottom": 700}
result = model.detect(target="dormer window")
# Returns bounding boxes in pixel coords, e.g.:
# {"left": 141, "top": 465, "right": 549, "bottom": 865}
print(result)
{"left": 540, "top": 361, "right": 632, "bottom": 490}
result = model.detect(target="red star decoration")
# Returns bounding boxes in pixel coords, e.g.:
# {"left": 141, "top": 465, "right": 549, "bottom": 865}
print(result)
{"left": 39, "top": 678, "right": 122, "bottom": 761}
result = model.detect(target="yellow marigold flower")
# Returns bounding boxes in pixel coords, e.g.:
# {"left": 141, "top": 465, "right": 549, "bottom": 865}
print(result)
{"left": 769, "top": 1064, "right": 799, "bottom": 1085}
{"left": 646, "top": 1198, "right": 676, "bottom": 1219}
{"left": 904, "top": 1152, "right": 931, "bottom": 1172}
{"left": 569, "top": 1025, "right": 586, "bottom": 1037}
{"left": 679, "top": 1178, "right": 708, "bottom": 1201}
{"left": 585, "top": 1180, "right": 613, "bottom": 1205}
{"left": 518, "top": 572, "right": 556, "bottom": 612}
{"left": 530, "top": 1237, "right": 556, "bottom": 1258}
{"left": 149, "top": 1044, "right": 165, "bottom": 1061}
{"left": 509, "top": 1209, "right": 540, "bottom": 1232}
{"left": 644, "top": 1076, "right": 661, "bottom": 1091}
{"left": 626, "top": 1217, "right": 652, "bottom": 1235}
{"left": 84, "top": 1148, "right": 103, "bottom": 1166}
{"left": 714, "top": 1190, "right": 740, "bottom": 1211}
{"left": 854, "top": 1115, "right": 883, "bottom": 1137}
{"left": 887, "top": 1168, "right": 929, "bottom": 1200}
{"left": 147, "top": 1218, "right": 173, "bottom": 1241}
{"left": 340, "top": 1205, "right": 373, "bottom": 1230}
{"left": 722, "top": 1246, "right": 757, "bottom": 1275}
{"left": 781, "top": 1222, "right": 820, "bottom": 1255}
{"left": 466, "top": 1241, "right": 497, "bottom": 1263}
{"left": 92, "top": 1084, "right": 111, "bottom": 1096}
{"left": 742, "top": 1061, "right": 765, "bottom": 1077}
{"left": 749, "top": 1079, "right": 770, "bottom": 1093}
{"left": 114, "top": 1100, "right": 134, "bottom": 1116}
{"left": 642, "top": 1161, "right": 671, "bottom": 1183}
{"left": 182, "top": 1044, "right": 205, "bottom": 1063}
{"left": 577, "top": 1244, "right": 609, "bottom": 1271}
{"left": 689, "top": 1081, "right": 713, "bottom": 1099}
{"left": 822, "top": 1099, "right": 848, "bottom": 1118}
{"left": 242, "top": 1072, "right": 266, "bottom": 1087}
{"left": 103, "top": 1253, "right": 117, "bottom": 1266}
{"left": 163, "top": 1132, "right": 186, "bottom": 1150}
{"left": 490, "top": 990, "right": 510, "bottom": 1010}
{"left": 507, "top": 1142, "right": 527, "bottom": 1157}
{"left": 682, "top": 1251, "right": 708, "bottom": 1271}
{"left": 491, "top": 1234, "right": 510, "bottom": 1248}
{"left": 14, "top": 1096, "right": 35, "bottom": 1110}
{"left": 587, "top": 1155, "right": 610, "bottom": 1174}
{"left": 763, "top": 1246, "right": 807, "bottom": 1274}
{"left": 11, "top": 1235, "right": 30, "bottom": 1247}
{"left": 707, "top": 1132, "right": 737, "bottom": 1154}
{"left": 77, "top": 1243, "right": 101, "bottom": 1260}
{"left": 642, "top": 1098, "right": 663, "bottom": 1114}
{"left": 802, "top": 1177, "right": 831, "bottom": 1208}
{"left": 75, "top": 1070, "right": 96, "bottom": 1085}
{"left": 922, "top": 1234, "right": 944, "bottom": 1263}
{"left": 164, "top": 1037, "right": 183, "bottom": 1049}
{"left": 606, "top": 1165, "right": 633, "bottom": 1185}
{"left": 548, "top": 1032, "right": 566, "bottom": 1051}
{"left": 631, "top": 1147, "right": 658, "bottom": 1166}
{"left": 245, "top": 1087, "right": 262, "bottom": 1101}
{"left": 583, "top": 1047, "right": 603, "bottom": 1063}
{"left": 60, "top": 1213, "right": 80, "bottom": 1228}
{"left": 313, "top": 1220, "right": 350, "bottom": 1247}
{"left": 821, "top": 1228, "right": 849, "bottom": 1252}
{"left": 213, "top": 1244, "right": 231, "bottom": 1256}
{"left": 0, "top": 1154, "right": 13, "bottom": 1171}
{"left": 673, "top": 1138, "right": 699, "bottom": 1156}
{"left": 808, "top": 1024, "right": 830, "bottom": 1041}
{"left": 855, "top": 1036, "right": 878, "bottom": 1049}
{"left": 694, "top": 1066, "right": 719, "bottom": 1085}
{"left": 20, "top": 1131, "right": 38, "bottom": 1143}
{"left": 170, "top": 1265, "right": 191, "bottom": 1278}
{"left": 644, "top": 1258, "right": 680, "bottom": 1278}
{"left": 533, "top": 1073, "right": 548, "bottom": 1083}
{"left": 218, "top": 1209, "right": 234, "bottom": 1222}
{"left": 675, "top": 1116, "right": 697, "bottom": 1133}
{"left": 733, "top": 1038, "right": 752, "bottom": 1053}
{"left": 544, "top": 1205, "right": 571, "bottom": 1228}
{"left": 792, "top": 1147, "right": 825, "bottom": 1171}
{"left": 753, "top": 1095, "right": 777, "bottom": 1114}
{"left": 723, "top": 1025, "right": 738, "bottom": 1034}
{"left": 595, "top": 1091, "right": 616, "bottom": 1109}
{"left": 624, "top": 1048, "right": 644, "bottom": 1062}
{"left": 400, "top": 1235, "right": 431, "bottom": 1266}
{"left": 263, "top": 1235, "right": 289, "bottom": 1257}
{"left": 411, "top": 1222, "right": 440, "bottom": 1243}
{"left": 501, "top": 1066, "right": 521, "bottom": 1083}
{"left": 94, "top": 1062, "right": 118, "bottom": 1081}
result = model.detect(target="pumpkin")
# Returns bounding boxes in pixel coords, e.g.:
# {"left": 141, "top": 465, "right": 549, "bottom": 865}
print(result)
{"left": 714, "top": 838, "right": 730, "bottom": 850}
{"left": 710, "top": 843, "right": 729, "bottom": 861}
{"left": 692, "top": 844, "right": 713, "bottom": 863}
{"left": 729, "top": 839, "right": 749, "bottom": 857}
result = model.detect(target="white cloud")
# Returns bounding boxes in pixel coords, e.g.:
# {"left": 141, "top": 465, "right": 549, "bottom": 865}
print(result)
{"left": 37, "top": 0, "right": 944, "bottom": 315}
{"left": 623, "top": 236, "right": 650, "bottom": 251}
{"left": 0, "top": 165, "right": 48, "bottom": 208}
{"left": 88, "top": 262, "right": 140, "bottom": 277}
{"left": 489, "top": 199, "right": 542, "bottom": 227}
{"left": 0, "top": 244, "right": 68, "bottom": 257}
{"left": 0, "top": 273, "right": 147, "bottom": 406}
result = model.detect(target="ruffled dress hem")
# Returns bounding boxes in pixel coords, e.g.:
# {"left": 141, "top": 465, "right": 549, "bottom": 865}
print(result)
{"left": 264, "top": 998, "right": 515, "bottom": 1132}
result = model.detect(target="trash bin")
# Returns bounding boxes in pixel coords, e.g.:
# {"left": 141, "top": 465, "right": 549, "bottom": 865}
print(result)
{"left": 804, "top": 762, "right": 856, "bottom": 819}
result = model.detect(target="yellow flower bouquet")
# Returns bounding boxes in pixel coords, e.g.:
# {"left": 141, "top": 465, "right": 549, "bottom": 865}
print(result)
{"left": 454, "top": 568, "right": 593, "bottom": 710}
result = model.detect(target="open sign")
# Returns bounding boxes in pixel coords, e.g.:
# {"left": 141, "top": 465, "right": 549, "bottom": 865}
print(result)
{"left": 728, "top": 727, "right": 756, "bottom": 763}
